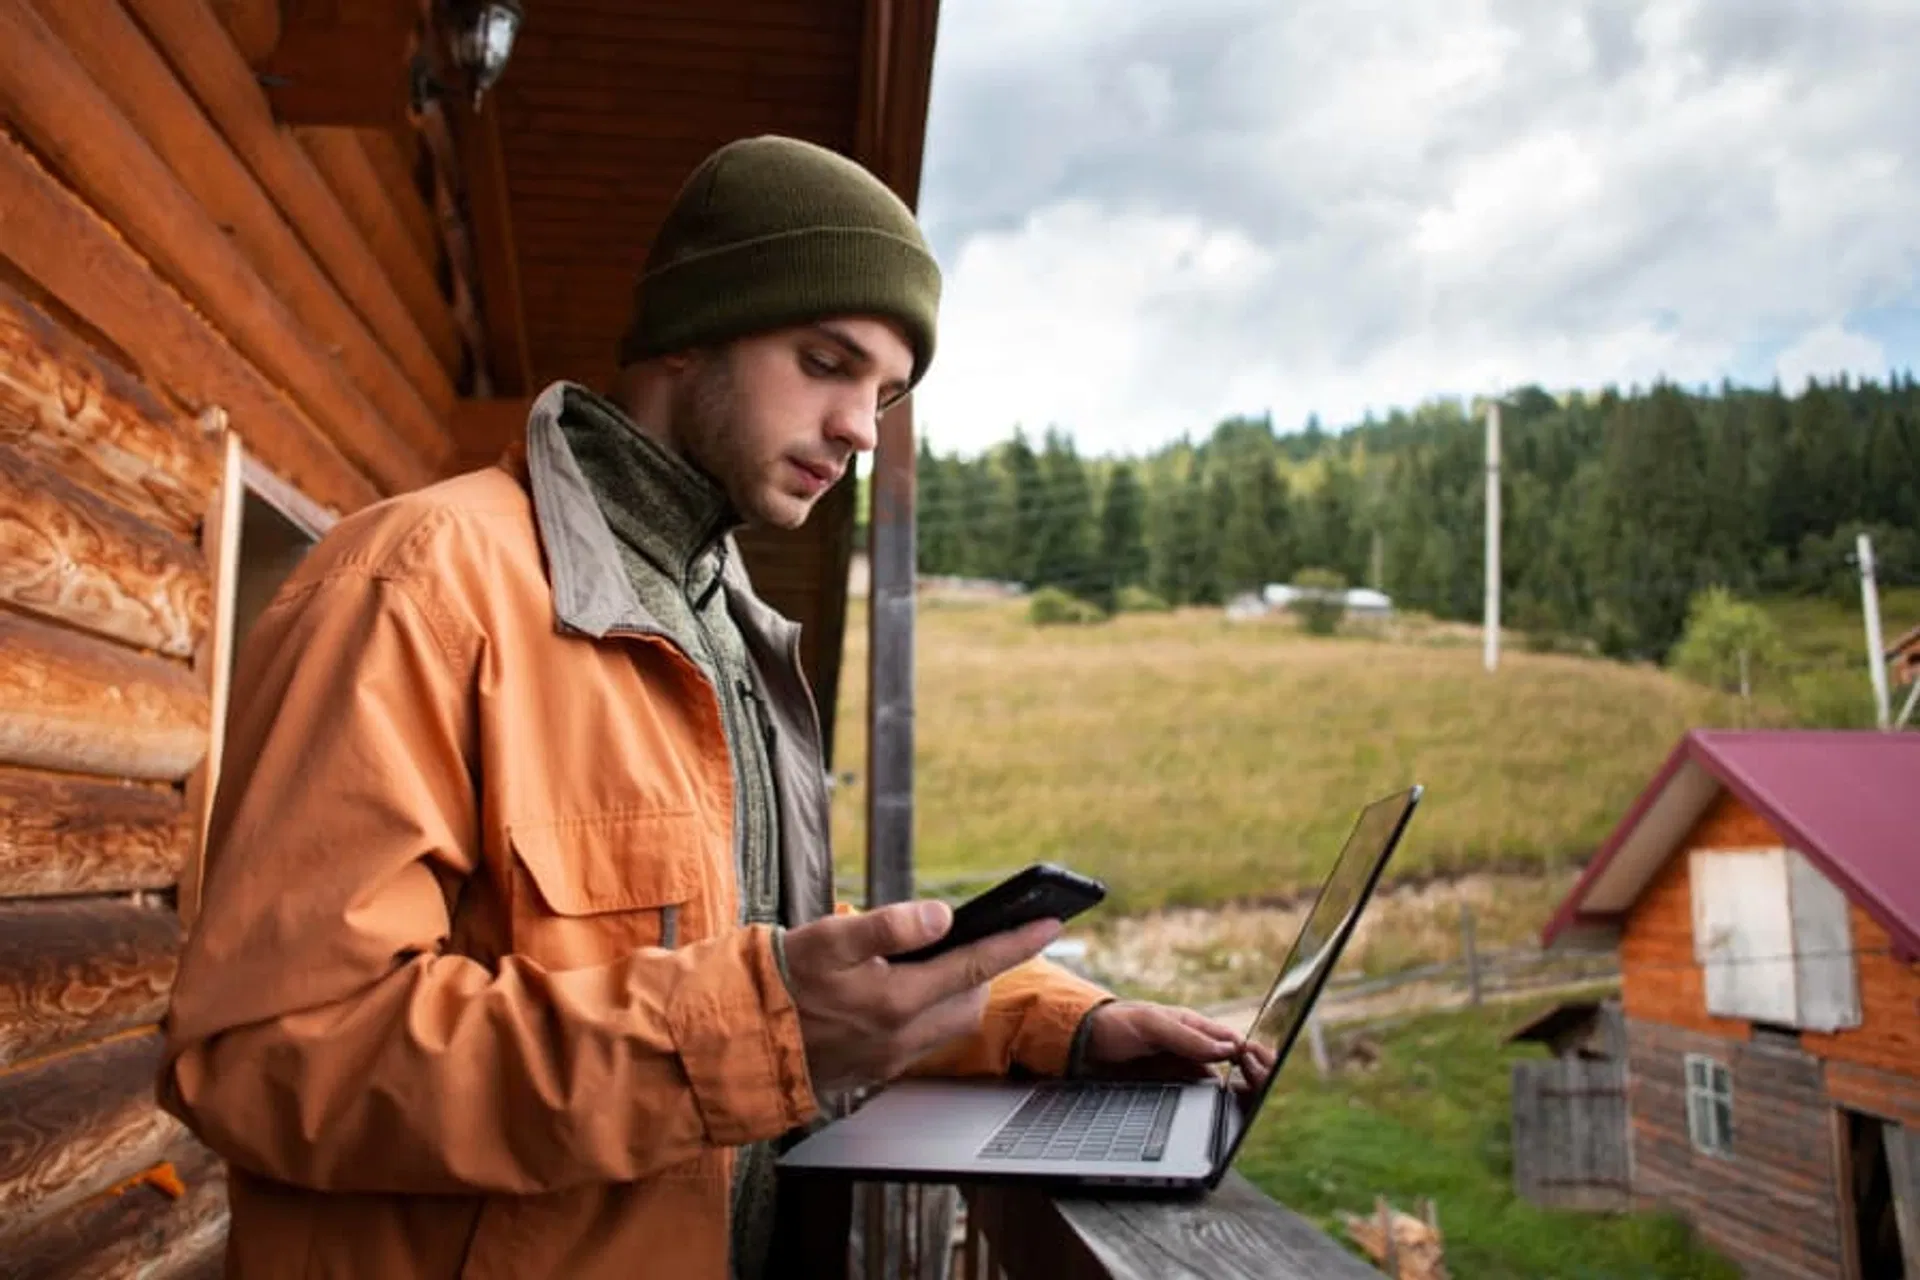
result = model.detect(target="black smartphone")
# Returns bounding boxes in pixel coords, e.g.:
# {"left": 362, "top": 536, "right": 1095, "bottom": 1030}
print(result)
{"left": 888, "top": 863, "right": 1107, "bottom": 964}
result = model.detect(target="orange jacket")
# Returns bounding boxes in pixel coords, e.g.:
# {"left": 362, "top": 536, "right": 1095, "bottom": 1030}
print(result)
{"left": 158, "top": 383, "right": 1109, "bottom": 1278}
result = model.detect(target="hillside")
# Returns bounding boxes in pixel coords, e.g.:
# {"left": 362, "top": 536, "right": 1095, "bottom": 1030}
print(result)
{"left": 828, "top": 600, "right": 1749, "bottom": 913}
{"left": 1758, "top": 587, "right": 1920, "bottom": 727}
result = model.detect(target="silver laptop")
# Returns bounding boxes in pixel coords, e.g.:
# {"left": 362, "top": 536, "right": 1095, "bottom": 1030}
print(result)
{"left": 778, "top": 786, "right": 1421, "bottom": 1194}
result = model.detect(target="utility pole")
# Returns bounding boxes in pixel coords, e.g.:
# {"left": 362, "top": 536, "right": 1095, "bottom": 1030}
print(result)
{"left": 1857, "top": 532, "right": 1891, "bottom": 730}
{"left": 1484, "top": 400, "right": 1501, "bottom": 673}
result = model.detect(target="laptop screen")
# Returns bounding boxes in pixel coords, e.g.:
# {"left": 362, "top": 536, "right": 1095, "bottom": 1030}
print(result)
{"left": 1216, "top": 787, "right": 1420, "bottom": 1165}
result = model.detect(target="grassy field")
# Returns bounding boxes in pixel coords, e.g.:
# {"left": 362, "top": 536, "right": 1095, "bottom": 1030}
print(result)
{"left": 829, "top": 599, "right": 1747, "bottom": 912}
{"left": 1758, "top": 587, "right": 1920, "bottom": 728}
{"left": 1234, "top": 994, "right": 1738, "bottom": 1280}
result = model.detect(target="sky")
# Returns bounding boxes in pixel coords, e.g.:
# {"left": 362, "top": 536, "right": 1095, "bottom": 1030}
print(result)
{"left": 905, "top": 0, "right": 1920, "bottom": 459}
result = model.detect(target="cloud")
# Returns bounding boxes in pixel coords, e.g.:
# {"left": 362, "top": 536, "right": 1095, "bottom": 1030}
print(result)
{"left": 1773, "top": 324, "right": 1889, "bottom": 391}
{"left": 909, "top": 0, "right": 1920, "bottom": 456}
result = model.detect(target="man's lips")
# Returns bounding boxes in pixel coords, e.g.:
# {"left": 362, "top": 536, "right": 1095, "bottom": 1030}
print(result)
{"left": 788, "top": 457, "right": 842, "bottom": 490}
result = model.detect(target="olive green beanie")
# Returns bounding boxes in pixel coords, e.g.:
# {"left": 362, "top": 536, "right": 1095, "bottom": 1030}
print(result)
{"left": 617, "top": 135, "right": 942, "bottom": 387}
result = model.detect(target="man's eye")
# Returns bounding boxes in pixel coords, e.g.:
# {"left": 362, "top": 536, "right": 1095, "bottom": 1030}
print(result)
{"left": 802, "top": 351, "right": 840, "bottom": 376}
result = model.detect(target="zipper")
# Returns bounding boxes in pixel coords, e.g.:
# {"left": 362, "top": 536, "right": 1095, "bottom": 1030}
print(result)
{"left": 739, "top": 677, "right": 779, "bottom": 908}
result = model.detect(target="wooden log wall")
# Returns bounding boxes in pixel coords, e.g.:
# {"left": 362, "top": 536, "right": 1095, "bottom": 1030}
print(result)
{"left": 0, "top": 1, "right": 467, "bottom": 1272}
{"left": 1625, "top": 1017, "right": 1850, "bottom": 1280}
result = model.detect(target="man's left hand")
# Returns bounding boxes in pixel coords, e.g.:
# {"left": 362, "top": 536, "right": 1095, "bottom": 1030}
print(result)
{"left": 1080, "top": 1001, "right": 1245, "bottom": 1080}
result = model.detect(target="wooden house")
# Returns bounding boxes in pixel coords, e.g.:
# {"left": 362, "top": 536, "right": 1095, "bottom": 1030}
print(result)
{"left": 1543, "top": 730, "right": 1920, "bottom": 1280}
{"left": 1889, "top": 624, "right": 1920, "bottom": 689}
{"left": 0, "top": 0, "right": 937, "bottom": 1273}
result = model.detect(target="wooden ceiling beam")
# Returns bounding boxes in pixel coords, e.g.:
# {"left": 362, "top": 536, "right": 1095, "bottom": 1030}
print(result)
{"left": 257, "top": 0, "right": 418, "bottom": 129}
{"left": 424, "top": 96, "right": 532, "bottom": 395}
{"left": 207, "top": 0, "right": 280, "bottom": 63}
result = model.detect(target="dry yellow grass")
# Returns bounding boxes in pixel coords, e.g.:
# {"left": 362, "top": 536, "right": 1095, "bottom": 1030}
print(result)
{"left": 828, "top": 599, "right": 1742, "bottom": 912}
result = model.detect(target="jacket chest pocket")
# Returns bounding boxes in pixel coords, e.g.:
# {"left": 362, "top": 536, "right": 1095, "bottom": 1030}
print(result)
{"left": 505, "top": 812, "right": 722, "bottom": 970}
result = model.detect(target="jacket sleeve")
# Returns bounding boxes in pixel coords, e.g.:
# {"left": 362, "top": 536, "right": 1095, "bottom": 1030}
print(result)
{"left": 904, "top": 956, "right": 1114, "bottom": 1079}
{"left": 158, "top": 564, "right": 816, "bottom": 1197}
{"left": 819, "top": 903, "right": 1114, "bottom": 1079}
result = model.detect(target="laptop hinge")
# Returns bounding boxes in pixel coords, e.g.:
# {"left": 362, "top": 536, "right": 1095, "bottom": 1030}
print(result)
{"left": 1209, "top": 1081, "right": 1232, "bottom": 1166}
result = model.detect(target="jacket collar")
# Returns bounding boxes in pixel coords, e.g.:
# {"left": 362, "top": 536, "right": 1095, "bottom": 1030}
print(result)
{"left": 524, "top": 379, "right": 671, "bottom": 639}
{"left": 522, "top": 379, "right": 788, "bottom": 646}
{"left": 553, "top": 381, "right": 737, "bottom": 609}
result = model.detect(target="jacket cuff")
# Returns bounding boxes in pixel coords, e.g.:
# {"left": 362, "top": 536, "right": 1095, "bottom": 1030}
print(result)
{"left": 1065, "top": 998, "right": 1119, "bottom": 1078}
{"left": 1010, "top": 963, "right": 1114, "bottom": 1077}
{"left": 668, "top": 925, "right": 819, "bottom": 1145}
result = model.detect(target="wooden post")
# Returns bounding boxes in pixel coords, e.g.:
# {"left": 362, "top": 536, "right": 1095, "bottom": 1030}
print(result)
{"left": 866, "top": 396, "right": 915, "bottom": 909}
{"left": 1461, "top": 907, "right": 1482, "bottom": 1007}
{"left": 181, "top": 430, "right": 244, "bottom": 929}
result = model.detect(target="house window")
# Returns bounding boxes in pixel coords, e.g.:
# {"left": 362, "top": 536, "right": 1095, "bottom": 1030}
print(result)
{"left": 1690, "top": 847, "right": 1863, "bottom": 1032}
{"left": 1685, "top": 1054, "right": 1733, "bottom": 1156}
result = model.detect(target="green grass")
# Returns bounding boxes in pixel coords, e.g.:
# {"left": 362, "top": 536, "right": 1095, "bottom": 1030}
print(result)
{"left": 1755, "top": 588, "right": 1920, "bottom": 728}
{"left": 1234, "top": 996, "right": 1739, "bottom": 1280}
{"left": 830, "top": 599, "right": 1747, "bottom": 912}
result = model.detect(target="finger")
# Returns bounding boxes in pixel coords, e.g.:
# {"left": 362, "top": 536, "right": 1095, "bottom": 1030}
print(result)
{"left": 1140, "top": 1009, "right": 1241, "bottom": 1062}
{"left": 896, "top": 986, "right": 992, "bottom": 1066}
{"left": 1174, "top": 1008, "right": 1248, "bottom": 1047}
{"left": 910, "top": 916, "right": 1061, "bottom": 1003}
{"left": 830, "top": 900, "right": 953, "bottom": 965}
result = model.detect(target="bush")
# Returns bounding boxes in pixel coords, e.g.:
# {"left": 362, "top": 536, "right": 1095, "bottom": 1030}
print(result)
{"left": 1671, "top": 586, "right": 1785, "bottom": 697}
{"left": 1028, "top": 587, "right": 1105, "bottom": 626}
{"left": 1114, "top": 584, "right": 1172, "bottom": 614}
{"left": 1289, "top": 567, "right": 1347, "bottom": 636}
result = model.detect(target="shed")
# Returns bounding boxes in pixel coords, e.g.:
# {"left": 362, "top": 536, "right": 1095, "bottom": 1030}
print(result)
{"left": 1505, "top": 998, "right": 1626, "bottom": 1062}
{"left": 1542, "top": 730, "right": 1920, "bottom": 1280}
{"left": 0, "top": 1, "right": 934, "bottom": 1271}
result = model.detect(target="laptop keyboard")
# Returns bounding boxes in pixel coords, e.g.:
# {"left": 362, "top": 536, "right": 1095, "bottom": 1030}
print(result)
{"left": 977, "top": 1083, "right": 1181, "bottom": 1163}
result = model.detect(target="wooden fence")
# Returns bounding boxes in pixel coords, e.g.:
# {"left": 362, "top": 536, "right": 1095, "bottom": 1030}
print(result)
{"left": 1509, "top": 1057, "right": 1631, "bottom": 1212}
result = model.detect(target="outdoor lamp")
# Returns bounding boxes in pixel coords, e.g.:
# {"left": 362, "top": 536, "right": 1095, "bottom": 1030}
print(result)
{"left": 445, "top": 0, "right": 524, "bottom": 108}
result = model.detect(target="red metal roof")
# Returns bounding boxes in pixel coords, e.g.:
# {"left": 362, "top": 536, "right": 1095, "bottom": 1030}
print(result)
{"left": 1542, "top": 730, "right": 1920, "bottom": 959}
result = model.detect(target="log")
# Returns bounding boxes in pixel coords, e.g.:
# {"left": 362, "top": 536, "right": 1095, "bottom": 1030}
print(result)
{"left": 0, "top": 2, "right": 436, "bottom": 495}
{"left": 0, "top": 444, "right": 210, "bottom": 658}
{"left": 0, "top": 1032, "right": 186, "bottom": 1240}
{"left": 0, "top": 279, "right": 216, "bottom": 541}
{"left": 0, "top": 130, "right": 378, "bottom": 517}
{"left": 0, "top": 900, "right": 182, "bottom": 1069}
{"left": 208, "top": 0, "right": 279, "bottom": 63}
{"left": 293, "top": 124, "right": 459, "bottom": 376}
{"left": 359, "top": 127, "right": 439, "bottom": 272}
{"left": 0, "top": 611, "right": 208, "bottom": 782}
{"left": 125, "top": 0, "right": 460, "bottom": 396}
{"left": 32, "top": 0, "right": 455, "bottom": 470}
{"left": 5, "top": 1133, "right": 228, "bottom": 1280}
{"left": 0, "top": 767, "right": 190, "bottom": 899}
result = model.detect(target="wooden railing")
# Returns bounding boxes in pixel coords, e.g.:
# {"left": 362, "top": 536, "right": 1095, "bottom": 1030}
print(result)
{"left": 776, "top": 1175, "right": 1383, "bottom": 1279}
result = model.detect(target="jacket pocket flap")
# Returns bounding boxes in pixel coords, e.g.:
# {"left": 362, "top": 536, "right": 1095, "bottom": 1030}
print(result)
{"left": 508, "top": 812, "right": 706, "bottom": 916}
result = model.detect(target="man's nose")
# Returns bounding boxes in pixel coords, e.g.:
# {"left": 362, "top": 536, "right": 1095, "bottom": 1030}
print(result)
{"left": 827, "top": 399, "right": 880, "bottom": 453}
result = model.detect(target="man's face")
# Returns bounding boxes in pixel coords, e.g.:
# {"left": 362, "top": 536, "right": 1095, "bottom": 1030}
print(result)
{"left": 668, "top": 316, "right": 914, "bottom": 530}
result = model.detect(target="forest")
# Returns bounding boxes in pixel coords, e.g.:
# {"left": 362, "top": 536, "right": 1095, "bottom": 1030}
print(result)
{"left": 907, "top": 374, "right": 1920, "bottom": 659}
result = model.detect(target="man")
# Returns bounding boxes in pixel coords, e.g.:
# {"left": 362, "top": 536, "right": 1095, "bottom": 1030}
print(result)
{"left": 159, "top": 135, "right": 1244, "bottom": 1279}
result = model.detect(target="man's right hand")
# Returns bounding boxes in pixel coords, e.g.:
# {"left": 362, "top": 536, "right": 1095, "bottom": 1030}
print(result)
{"left": 780, "top": 901, "right": 1062, "bottom": 1096}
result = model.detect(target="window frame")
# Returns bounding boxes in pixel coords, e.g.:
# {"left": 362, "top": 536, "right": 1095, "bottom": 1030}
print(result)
{"left": 1684, "top": 1053, "right": 1734, "bottom": 1157}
